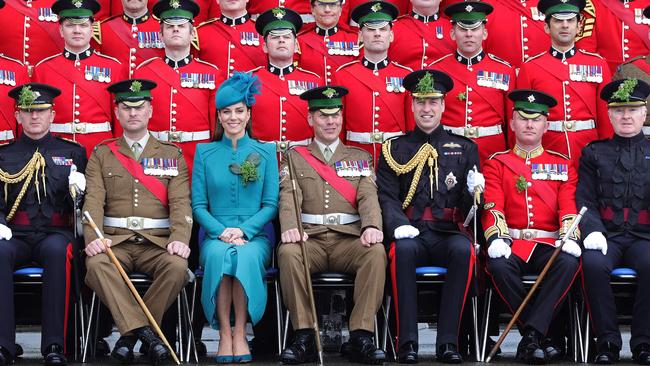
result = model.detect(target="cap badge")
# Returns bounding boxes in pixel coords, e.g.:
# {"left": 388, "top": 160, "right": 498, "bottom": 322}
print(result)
{"left": 371, "top": 3, "right": 382, "bottom": 12}
{"left": 130, "top": 80, "right": 142, "bottom": 93}
{"left": 465, "top": 4, "right": 474, "bottom": 12}
{"left": 322, "top": 88, "right": 337, "bottom": 98}
{"left": 415, "top": 72, "right": 435, "bottom": 94}
{"left": 272, "top": 8, "right": 286, "bottom": 19}
{"left": 527, "top": 94, "right": 536, "bottom": 103}
{"left": 72, "top": 0, "right": 83, "bottom": 8}
{"left": 169, "top": 0, "right": 180, "bottom": 9}
{"left": 18, "top": 86, "right": 38, "bottom": 106}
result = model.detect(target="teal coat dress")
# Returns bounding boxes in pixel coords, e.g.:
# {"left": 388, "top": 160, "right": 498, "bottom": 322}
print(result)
{"left": 192, "top": 133, "right": 279, "bottom": 328}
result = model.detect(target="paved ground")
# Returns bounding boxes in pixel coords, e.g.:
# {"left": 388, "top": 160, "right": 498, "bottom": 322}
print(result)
{"left": 13, "top": 324, "right": 636, "bottom": 365}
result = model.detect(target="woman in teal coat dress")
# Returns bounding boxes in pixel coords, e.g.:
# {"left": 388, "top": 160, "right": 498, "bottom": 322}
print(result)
{"left": 192, "top": 72, "right": 279, "bottom": 363}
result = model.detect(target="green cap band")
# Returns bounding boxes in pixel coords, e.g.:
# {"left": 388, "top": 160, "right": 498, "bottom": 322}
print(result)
{"left": 262, "top": 20, "right": 296, "bottom": 35}
{"left": 160, "top": 8, "right": 193, "bottom": 19}
{"left": 58, "top": 8, "right": 93, "bottom": 18}
{"left": 358, "top": 11, "right": 392, "bottom": 25}
{"left": 452, "top": 11, "right": 486, "bottom": 22}
{"left": 544, "top": 3, "right": 579, "bottom": 15}
{"left": 115, "top": 90, "right": 152, "bottom": 101}
{"left": 308, "top": 97, "right": 343, "bottom": 109}
{"left": 514, "top": 101, "right": 550, "bottom": 114}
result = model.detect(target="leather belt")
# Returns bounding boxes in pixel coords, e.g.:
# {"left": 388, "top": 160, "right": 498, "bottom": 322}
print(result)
{"left": 404, "top": 206, "right": 462, "bottom": 223}
{"left": 547, "top": 119, "right": 595, "bottom": 132}
{"left": 10, "top": 211, "right": 71, "bottom": 227}
{"left": 443, "top": 124, "right": 503, "bottom": 138}
{"left": 599, "top": 207, "right": 650, "bottom": 225}
{"left": 508, "top": 228, "right": 559, "bottom": 240}
{"left": 150, "top": 130, "right": 210, "bottom": 143}
{"left": 50, "top": 121, "right": 112, "bottom": 134}
{"left": 346, "top": 131, "right": 404, "bottom": 144}
{"left": 0, "top": 129, "right": 15, "bottom": 141}
{"left": 264, "top": 138, "right": 312, "bottom": 152}
{"left": 301, "top": 213, "right": 360, "bottom": 225}
{"left": 104, "top": 216, "right": 170, "bottom": 230}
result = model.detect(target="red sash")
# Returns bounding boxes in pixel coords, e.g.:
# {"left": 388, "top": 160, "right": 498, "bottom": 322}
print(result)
{"left": 106, "top": 19, "right": 162, "bottom": 61}
{"left": 599, "top": 0, "right": 650, "bottom": 49}
{"left": 294, "top": 147, "right": 358, "bottom": 209}
{"left": 5, "top": 0, "right": 63, "bottom": 48}
{"left": 106, "top": 140, "right": 169, "bottom": 208}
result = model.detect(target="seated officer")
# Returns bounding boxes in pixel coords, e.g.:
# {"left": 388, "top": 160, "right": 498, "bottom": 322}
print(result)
{"left": 0, "top": 83, "right": 87, "bottom": 366}
{"left": 482, "top": 89, "right": 582, "bottom": 364}
{"left": 278, "top": 86, "right": 387, "bottom": 364}
{"left": 83, "top": 79, "right": 193, "bottom": 365}
{"left": 577, "top": 78, "right": 650, "bottom": 365}
{"left": 377, "top": 69, "right": 484, "bottom": 364}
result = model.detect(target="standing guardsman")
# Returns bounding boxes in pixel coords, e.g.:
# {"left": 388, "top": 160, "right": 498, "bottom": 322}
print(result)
{"left": 0, "top": 83, "right": 87, "bottom": 366}
{"left": 0, "top": 53, "right": 30, "bottom": 144}
{"left": 377, "top": 69, "right": 483, "bottom": 364}
{"left": 430, "top": 1, "right": 514, "bottom": 163}
{"left": 32, "top": 0, "right": 127, "bottom": 157}
{"left": 577, "top": 78, "right": 650, "bottom": 365}
{"left": 133, "top": 0, "right": 223, "bottom": 178}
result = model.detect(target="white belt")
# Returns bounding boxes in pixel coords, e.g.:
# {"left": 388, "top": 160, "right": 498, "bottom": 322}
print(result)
{"left": 301, "top": 213, "right": 360, "bottom": 225}
{"left": 104, "top": 216, "right": 170, "bottom": 230}
{"left": 0, "top": 130, "right": 15, "bottom": 141}
{"left": 151, "top": 130, "right": 211, "bottom": 143}
{"left": 264, "top": 138, "right": 312, "bottom": 152}
{"left": 643, "top": 126, "right": 650, "bottom": 135}
{"left": 443, "top": 124, "right": 503, "bottom": 138}
{"left": 547, "top": 119, "right": 595, "bottom": 132}
{"left": 346, "top": 131, "right": 404, "bottom": 144}
{"left": 50, "top": 121, "right": 112, "bottom": 134}
{"left": 508, "top": 228, "right": 559, "bottom": 241}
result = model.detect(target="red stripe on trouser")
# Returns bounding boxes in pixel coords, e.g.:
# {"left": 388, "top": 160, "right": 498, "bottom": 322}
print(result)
{"left": 388, "top": 243, "right": 400, "bottom": 350}
{"left": 63, "top": 243, "right": 73, "bottom": 354}
{"left": 455, "top": 243, "right": 476, "bottom": 345}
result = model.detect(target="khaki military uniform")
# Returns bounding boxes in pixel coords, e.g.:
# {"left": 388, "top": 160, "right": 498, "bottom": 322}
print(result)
{"left": 613, "top": 55, "right": 650, "bottom": 126}
{"left": 83, "top": 134, "right": 192, "bottom": 334}
{"left": 278, "top": 141, "right": 386, "bottom": 333}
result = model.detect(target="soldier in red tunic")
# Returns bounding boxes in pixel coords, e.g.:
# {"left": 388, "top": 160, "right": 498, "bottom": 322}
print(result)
{"left": 516, "top": 0, "right": 611, "bottom": 161}
{"left": 336, "top": 1, "right": 413, "bottom": 163}
{"left": 249, "top": 7, "right": 321, "bottom": 157}
{"left": 0, "top": 54, "right": 30, "bottom": 144}
{"left": 133, "top": 0, "right": 223, "bottom": 178}
{"left": 389, "top": 0, "right": 455, "bottom": 70}
{"left": 297, "top": 0, "right": 360, "bottom": 84}
{"left": 429, "top": 1, "right": 514, "bottom": 163}
{"left": 196, "top": 0, "right": 266, "bottom": 78}
{"left": 483, "top": 89, "right": 581, "bottom": 364}
{"left": 102, "top": 0, "right": 220, "bottom": 23}
{"left": 32, "top": 0, "right": 127, "bottom": 156}
{"left": 346, "top": 0, "right": 409, "bottom": 25}
{"left": 248, "top": 0, "right": 350, "bottom": 25}
{"left": 98, "top": 0, "right": 165, "bottom": 77}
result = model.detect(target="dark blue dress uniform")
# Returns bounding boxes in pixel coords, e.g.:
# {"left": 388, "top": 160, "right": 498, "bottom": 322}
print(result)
{"left": 0, "top": 84, "right": 87, "bottom": 364}
{"left": 577, "top": 78, "right": 650, "bottom": 363}
{"left": 377, "top": 69, "right": 479, "bottom": 363}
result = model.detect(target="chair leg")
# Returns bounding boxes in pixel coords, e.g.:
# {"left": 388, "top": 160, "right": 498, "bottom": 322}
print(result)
{"left": 574, "top": 299, "right": 584, "bottom": 363}
{"left": 381, "top": 295, "right": 391, "bottom": 352}
{"left": 181, "top": 287, "right": 197, "bottom": 363}
{"left": 471, "top": 296, "right": 480, "bottom": 362}
{"left": 77, "top": 293, "right": 86, "bottom": 361}
{"left": 275, "top": 280, "right": 283, "bottom": 356}
{"left": 480, "top": 288, "right": 493, "bottom": 363}
{"left": 177, "top": 294, "right": 183, "bottom": 361}
{"left": 374, "top": 315, "right": 379, "bottom": 348}
{"left": 282, "top": 310, "right": 290, "bottom": 350}
{"left": 82, "top": 292, "right": 96, "bottom": 363}
{"left": 584, "top": 313, "right": 590, "bottom": 363}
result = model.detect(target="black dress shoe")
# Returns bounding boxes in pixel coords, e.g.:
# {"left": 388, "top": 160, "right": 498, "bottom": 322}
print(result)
{"left": 95, "top": 338, "right": 110, "bottom": 357}
{"left": 594, "top": 342, "right": 620, "bottom": 364}
{"left": 281, "top": 330, "right": 317, "bottom": 364}
{"left": 436, "top": 343, "right": 463, "bottom": 364}
{"left": 516, "top": 328, "right": 546, "bottom": 364}
{"left": 633, "top": 344, "right": 650, "bottom": 365}
{"left": 195, "top": 340, "right": 207, "bottom": 357}
{"left": 135, "top": 326, "right": 170, "bottom": 365}
{"left": 541, "top": 337, "right": 565, "bottom": 362}
{"left": 0, "top": 346, "right": 13, "bottom": 365}
{"left": 14, "top": 344, "right": 22, "bottom": 358}
{"left": 347, "top": 333, "right": 385, "bottom": 364}
{"left": 397, "top": 342, "right": 418, "bottom": 364}
{"left": 111, "top": 335, "right": 137, "bottom": 364}
{"left": 43, "top": 344, "right": 67, "bottom": 366}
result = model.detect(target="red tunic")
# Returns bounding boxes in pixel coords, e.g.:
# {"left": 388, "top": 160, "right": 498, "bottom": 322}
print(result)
{"left": 297, "top": 23, "right": 360, "bottom": 83}
{"left": 248, "top": 1, "right": 350, "bottom": 24}
{"left": 0, "top": 55, "right": 30, "bottom": 143}
{"left": 389, "top": 14, "right": 455, "bottom": 70}
{"left": 100, "top": 0, "right": 220, "bottom": 23}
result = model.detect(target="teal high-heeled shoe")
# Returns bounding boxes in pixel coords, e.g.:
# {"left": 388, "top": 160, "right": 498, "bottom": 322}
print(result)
{"left": 233, "top": 354, "right": 252, "bottom": 363}
{"left": 215, "top": 355, "right": 234, "bottom": 364}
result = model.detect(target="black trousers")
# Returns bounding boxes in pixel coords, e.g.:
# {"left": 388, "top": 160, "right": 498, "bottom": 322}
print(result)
{"left": 486, "top": 244, "right": 580, "bottom": 335}
{"left": 390, "top": 229, "right": 474, "bottom": 349}
{"left": 0, "top": 232, "right": 72, "bottom": 356}
{"left": 582, "top": 233, "right": 650, "bottom": 350}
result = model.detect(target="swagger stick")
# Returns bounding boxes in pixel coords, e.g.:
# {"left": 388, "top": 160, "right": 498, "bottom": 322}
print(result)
{"left": 485, "top": 206, "right": 588, "bottom": 363}
{"left": 83, "top": 211, "right": 181, "bottom": 365}
{"left": 286, "top": 152, "right": 324, "bottom": 364}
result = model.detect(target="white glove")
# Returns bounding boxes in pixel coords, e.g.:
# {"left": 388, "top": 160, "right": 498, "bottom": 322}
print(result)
{"left": 394, "top": 225, "right": 420, "bottom": 239}
{"left": 488, "top": 238, "right": 511, "bottom": 259}
{"left": 583, "top": 231, "right": 607, "bottom": 255}
{"left": 467, "top": 170, "right": 485, "bottom": 193}
{"left": 558, "top": 239, "right": 582, "bottom": 258}
{"left": 68, "top": 166, "right": 86, "bottom": 193}
{"left": 0, "top": 224, "right": 12, "bottom": 240}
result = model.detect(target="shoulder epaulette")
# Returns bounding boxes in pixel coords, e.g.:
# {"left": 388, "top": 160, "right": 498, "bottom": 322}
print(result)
{"left": 395, "top": 14, "right": 409, "bottom": 21}
{"left": 0, "top": 53, "right": 25, "bottom": 66}
{"left": 578, "top": 49, "right": 603, "bottom": 59}
{"left": 92, "top": 21, "right": 102, "bottom": 45}
{"left": 336, "top": 60, "right": 360, "bottom": 72}
{"left": 523, "top": 51, "right": 546, "bottom": 63}
{"left": 296, "top": 67, "right": 321, "bottom": 78}
{"left": 488, "top": 53, "right": 512, "bottom": 67}
{"left": 197, "top": 17, "right": 219, "bottom": 28}
{"left": 546, "top": 149, "right": 570, "bottom": 160}
{"left": 94, "top": 137, "right": 120, "bottom": 151}
{"left": 135, "top": 56, "right": 160, "bottom": 69}
{"left": 194, "top": 58, "right": 219, "bottom": 69}
{"left": 390, "top": 61, "right": 413, "bottom": 72}
{"left": 34, "top": 53, "right": 60, "bottom": 68}
{"left": 56, "top": 136, "right": 83, "bottom": 147}
{"left": 487, "top": 150, "right": 510, "bottom": 160}
{"left": 100, "top": 14, "right": 121, "bottom": 24}
{"left": 94, "top": 51, "right": 120, "bottom": 63}
{"left": 347, "top": 145, "right": 373, "bottom": 160}
{"left": 430, "top": 53, "right": 453, "bottom": 65}
{"left": 191, "top": 32, "right": 200, "bottom": 51}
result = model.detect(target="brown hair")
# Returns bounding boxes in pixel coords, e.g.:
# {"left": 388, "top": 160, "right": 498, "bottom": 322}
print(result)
{"left": 213, "top": 107, "right": 256, "bottom": 141}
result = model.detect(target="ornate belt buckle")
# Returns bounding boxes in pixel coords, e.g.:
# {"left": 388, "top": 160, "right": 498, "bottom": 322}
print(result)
{"left": 127, "top": 217, "right": 144, "bottom": 230}
{"left": 521, "top": 229, "right": 536, "bottom": 240}
{"left": 169, "top": 131, "right": 181, "bottom": 142}
{"left": 74, "top": 123, "right": 86, "bottom": 133}
{"left": 464, "top": 126, "right": 479, "bottom": 138}
{"left": 325, "top": 214, "right": 340, "bottom": 225}
{"left": 372, "top": 132, "right": 383, "bottom": 143}
{"left": 277, "top": 141, "right": 288, "bottom": 152}
{"left": 563, "top": 120, "right": 576, "bottom": 132}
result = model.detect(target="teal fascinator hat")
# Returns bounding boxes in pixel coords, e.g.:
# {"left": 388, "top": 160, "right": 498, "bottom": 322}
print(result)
{"left": 216, "top": 72, "right": 262, "bottom": 109}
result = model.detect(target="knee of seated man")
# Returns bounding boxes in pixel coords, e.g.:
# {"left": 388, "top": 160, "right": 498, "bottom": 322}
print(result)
{"left": 160, "top": 254, "right": 188, "bottom": 276}
{"left": 393, "top": 238, "right": 419, "bottom": 257}
{"left": 580, "top": 250, "right": 609, "bottom": 274}
{"left": 84, "top": 254, "right": 111, "bottom": 284}
{"left": 39, "top": 235, "right": 71, "bottom": 258}
{"left": 364, "top": 243, "right": 387, "bottom": 266}
{"left": 554, "top": 251, "right": 580, "bottom": 271}
{"left": 277, "top": 242, "right": 303, "bottom": 265}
